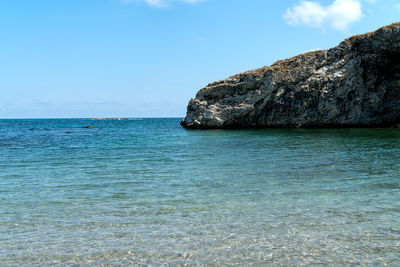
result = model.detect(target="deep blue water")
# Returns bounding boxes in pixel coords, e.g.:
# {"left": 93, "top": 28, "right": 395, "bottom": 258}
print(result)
{"left": 1, "top": 118, "right": 400, "bottom": 265}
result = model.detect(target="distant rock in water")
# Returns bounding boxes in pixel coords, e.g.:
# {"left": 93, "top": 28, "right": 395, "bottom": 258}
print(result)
{"left": 181, "top": 23, "right": 400, "bottom": 129}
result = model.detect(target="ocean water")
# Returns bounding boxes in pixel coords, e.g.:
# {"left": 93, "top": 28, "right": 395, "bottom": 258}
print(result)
{"left": 1, "top": 118, "right": 400, "bottom": 266}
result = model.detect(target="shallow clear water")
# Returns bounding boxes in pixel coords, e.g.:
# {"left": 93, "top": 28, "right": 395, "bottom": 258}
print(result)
{"left": 1, "top": 118, "right": 400, "bottom": 266}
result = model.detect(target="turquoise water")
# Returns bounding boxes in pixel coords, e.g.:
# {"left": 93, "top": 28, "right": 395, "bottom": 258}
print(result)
{"left": 1, "top": 118, "right": 400, "bottom": 266}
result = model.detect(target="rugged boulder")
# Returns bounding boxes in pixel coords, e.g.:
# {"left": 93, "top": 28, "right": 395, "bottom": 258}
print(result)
{"left": 181, "top": 23, "right": 400, "bottom": 129}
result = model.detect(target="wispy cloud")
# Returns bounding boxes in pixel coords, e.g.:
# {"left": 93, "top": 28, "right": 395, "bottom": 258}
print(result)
{"left": 284, "top": 0, "right": 363, "bottom": 31}
{"left": 123, "top": 0, "right": 202, "bottom": 8}
{"left": 395, "top": 3, "right": 400, "bottom": 12}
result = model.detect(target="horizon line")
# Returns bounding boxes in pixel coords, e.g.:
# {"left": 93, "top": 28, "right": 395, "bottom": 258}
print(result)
{"left": 0, "top": 117, "right": 185, "bottom": 120}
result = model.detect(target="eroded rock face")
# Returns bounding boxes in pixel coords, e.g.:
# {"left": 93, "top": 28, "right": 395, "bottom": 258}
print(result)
{"left": 181, "top": 23, "right": 400, "bottom": 129}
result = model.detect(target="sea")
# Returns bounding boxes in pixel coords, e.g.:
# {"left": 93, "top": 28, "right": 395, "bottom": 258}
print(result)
{"left": 1, "top": 118, "right": 399, "bottom": 266}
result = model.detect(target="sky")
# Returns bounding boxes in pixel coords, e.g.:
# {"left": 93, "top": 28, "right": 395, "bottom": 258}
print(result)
{"left": 0, "top": 0, "right": 399, "bottom": 118}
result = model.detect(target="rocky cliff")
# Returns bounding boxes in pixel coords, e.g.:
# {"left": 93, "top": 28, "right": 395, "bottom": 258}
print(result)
{"left": 181, "top": 23, "right": 400, "bottom": 129}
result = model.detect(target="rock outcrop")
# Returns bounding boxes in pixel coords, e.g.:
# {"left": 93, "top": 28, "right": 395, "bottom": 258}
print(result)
{"left": 181, "top": 23, "right": 400, "bottom": 129}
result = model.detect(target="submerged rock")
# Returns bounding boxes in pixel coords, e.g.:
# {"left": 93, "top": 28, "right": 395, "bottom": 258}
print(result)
{"left": 181, "top": 23, "right": 400, "bottom": 129}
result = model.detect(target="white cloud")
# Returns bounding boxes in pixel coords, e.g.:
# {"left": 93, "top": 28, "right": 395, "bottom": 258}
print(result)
{"left": 123, "top": 0, "right": 202, "bottom": 8}
{"left": 284, "top": 0, "right": 363, "bottom": 31}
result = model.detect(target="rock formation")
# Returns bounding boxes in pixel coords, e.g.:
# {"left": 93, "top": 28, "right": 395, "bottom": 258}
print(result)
{"left": 181, "top": 23, "right": 400, "bottom": 129}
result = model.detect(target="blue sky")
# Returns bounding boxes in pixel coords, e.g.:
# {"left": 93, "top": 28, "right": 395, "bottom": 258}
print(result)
{"left": 0, "top": 0, "right": 399, "bottom": 118}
